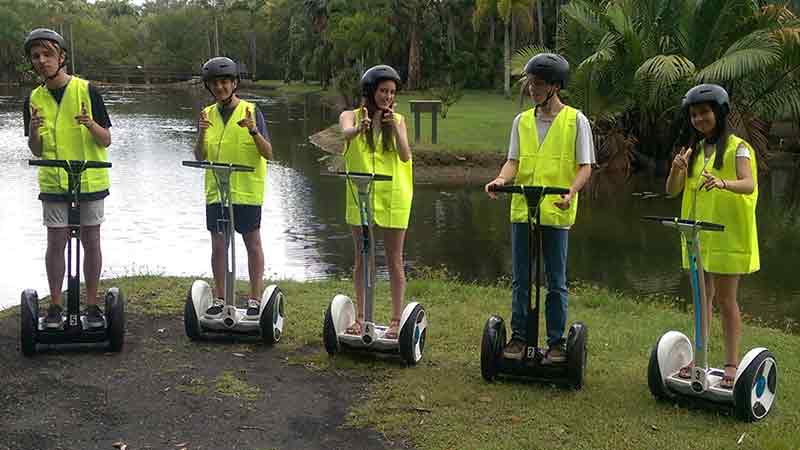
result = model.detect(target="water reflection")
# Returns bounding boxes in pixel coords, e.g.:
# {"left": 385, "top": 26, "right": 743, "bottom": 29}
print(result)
{"left": 0, "top": 85, "right": 797, "bottom": 332}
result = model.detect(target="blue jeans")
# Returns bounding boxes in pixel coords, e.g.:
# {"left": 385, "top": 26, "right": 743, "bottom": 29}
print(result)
{"left": 510, "top": 222, "right": 568, "bottom": 348}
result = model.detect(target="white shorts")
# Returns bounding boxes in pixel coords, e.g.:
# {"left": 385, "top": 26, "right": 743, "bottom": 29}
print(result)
{"left": 42, "top": 199, "right": 105, "bottom": 228}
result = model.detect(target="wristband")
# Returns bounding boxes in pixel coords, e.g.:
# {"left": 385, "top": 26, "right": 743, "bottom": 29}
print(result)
{"left": 722, "top": 179, "right": 727, "bottom": 190}
{"left": 249, "top": 129, "right": 259, "bottom": 136}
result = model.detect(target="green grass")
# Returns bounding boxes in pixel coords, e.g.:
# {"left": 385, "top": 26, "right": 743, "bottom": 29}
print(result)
{"left": 7, "top": 274, "right": 799, "bottom": 450}
{"left": 393, "top": 89, "right": 524, "bottom": 155}
{"left": 251, "top": 79, "right": 325, "bottom": 95}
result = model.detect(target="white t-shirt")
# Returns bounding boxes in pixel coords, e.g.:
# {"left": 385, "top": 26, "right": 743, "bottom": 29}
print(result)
{"left": 507, "top": 108, "right": 596, "bottom": 164}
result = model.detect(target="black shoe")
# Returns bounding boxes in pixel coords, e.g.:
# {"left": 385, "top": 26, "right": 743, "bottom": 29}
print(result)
{"left": 246, "top": 298, "right": 260, "bottom": 317}
{"left": 84, "top": 305, "right": 105, "bottom": 329}
{"left": 44, "top": 304, "right": 63, "bottom": 329}
{"left": 503, "top": 339, "right": 526, "bottom": 360}
{"left": 205, "top": 298, "right": 225, "bottom": 317}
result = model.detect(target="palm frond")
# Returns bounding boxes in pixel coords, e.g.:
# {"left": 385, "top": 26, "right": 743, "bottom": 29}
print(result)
{"left": 696, "top": 30, "right": 781, "bottom": 82}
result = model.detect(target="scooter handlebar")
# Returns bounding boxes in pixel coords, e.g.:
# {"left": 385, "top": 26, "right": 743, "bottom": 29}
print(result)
{"left": 182, "top": 160, "right": 254, "bottom": 172}
{"left": 29, "top": 159, "right": 112, "bottom": 169}
{"left": 642, "top": 215, "right": 724, "bottom": 232}
{"left": 324, "top": 170, "right": 392, "bottom": 182}
{"left": 488, "top": 185, "right": 570, "bottom": 196}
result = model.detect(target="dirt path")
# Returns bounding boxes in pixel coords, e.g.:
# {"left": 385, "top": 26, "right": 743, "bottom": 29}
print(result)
{"left": 0, "top": 311, "right": 410, "bottom": 450}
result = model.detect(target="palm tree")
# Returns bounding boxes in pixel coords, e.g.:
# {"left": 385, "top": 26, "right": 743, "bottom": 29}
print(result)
{"left": 515, "top": 0, "right": 800, "bottom": 173}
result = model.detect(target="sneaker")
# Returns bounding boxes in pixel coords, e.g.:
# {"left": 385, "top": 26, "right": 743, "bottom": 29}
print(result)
{"left": 503, "top": 339, "right": 526, "bottom": 360}
{"left": 84, "top": 305, "right": 105, "bottom": 329}
{"left": 542, "top": 343, "right": 567, "bottom": 365}
{"left": 44, "top": 304, "right": 64, "bottom": 329}
{"left": 246, "top": 298, "right": 260, "bottom": 317}
{"left": 205, "top": 297, "right": 225, "bottom": 317}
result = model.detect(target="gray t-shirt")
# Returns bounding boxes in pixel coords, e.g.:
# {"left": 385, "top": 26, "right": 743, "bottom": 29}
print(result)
{"left": 507, "top": 108, "right": 595, "bottom": 164}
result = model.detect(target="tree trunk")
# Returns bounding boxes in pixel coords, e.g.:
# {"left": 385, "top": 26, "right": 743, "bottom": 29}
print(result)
{"left": 214, "top": 15, "right": 220, "bottom": 55}
{"left": 489, "top": 16, "right": 496, "bottom": 49}
{"left": 554, "top": 0, "right": 560, "bottom": 48}
{"left": 69, "top": 22, "right": 75, "bottom": 74}
{"left": 536, "top": 0, "right": 544, "bottom": 46}
{"left": 407, "top": 18, "right": 422, "bottom": 90}
{"left": 249, "top": 29, "right": 257, "bottom": 80}
{"left": 504, "top": 17, "right": 511, "bottom": 98}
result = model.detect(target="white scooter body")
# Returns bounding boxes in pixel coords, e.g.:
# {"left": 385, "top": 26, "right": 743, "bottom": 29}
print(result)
{"left": 328, "top": 294, "right": 427, "bottom": 359}
{"left": 644, "top": 215, "right": 777, "bottom": 421}
{"left": 189, "top": 280, "right": 284, "bottom": 338}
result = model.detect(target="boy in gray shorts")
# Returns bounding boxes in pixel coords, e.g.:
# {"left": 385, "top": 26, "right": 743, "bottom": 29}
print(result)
{"left": 23, "top": 28, "right": 113, "bottom": 329}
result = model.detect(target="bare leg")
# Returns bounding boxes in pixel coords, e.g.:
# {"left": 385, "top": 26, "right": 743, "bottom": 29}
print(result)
{"left": 45, "top": 227, "right": 69, "bottom": 306}
{"left": 349, "top": 226, "right": 372, "bottom": 332}
{"left": 210, "top": 232, "right": 226, "bottom": 299}
{"left": 380, "top": 227, "right": 406, "bottom": 330}
{"left": 81, "top": 225, "right": 102, "bottom": 305}
{"left": 713, "top": 273, "right": 742, "bottom": 380}
{"left": 242, "top": 229, "right": 264, "bottom": 299}
{"left": 703, "top": 272, "right": 715, "bottom": 347}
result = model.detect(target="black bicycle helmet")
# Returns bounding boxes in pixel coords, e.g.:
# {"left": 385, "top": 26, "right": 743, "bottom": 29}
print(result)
{"left": 524, "top": 53, "right": 569, "bottom": 88}
{"left": 24, "top": 28, "right": 67, "bottom": 55}
{"left": 202, "top": 57, "right": 239, "bottom": 82}
{"left": 682, "top": 84, "right": 730, "bottom": 114}
{"left": 360, "top": 65, "right": 401, "bottom": 97}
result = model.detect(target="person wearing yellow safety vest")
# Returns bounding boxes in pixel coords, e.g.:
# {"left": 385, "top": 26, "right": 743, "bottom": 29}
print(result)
{"left": 666, "top": 84, "right": 759, "bottom": 389}
{"left": 484, "top": 54, "right": 595, "bottom": 364}
{"left": 23, "top": 28, "right": 113, "bottom": 330}
{"left": 193, "top": 57, "right": 272, "bottom": 318}
{"left": 338, "top": 65, "right": 412, "bottom": 339}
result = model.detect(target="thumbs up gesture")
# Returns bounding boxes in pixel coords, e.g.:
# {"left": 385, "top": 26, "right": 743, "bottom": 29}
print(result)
{"left": 198, "top": 109, "right": 211, "bottom": 133}
{"left": 671, "top": 147, "right": 693, "bottom": 174}
{"left": 75, "top": 101, "right": 93, "bottom": 128}
{"left": 237, "top": 107, "right": 256, "bottom": 134}
{"left": 29, "top": 105, "right": 43, "bottom": 135}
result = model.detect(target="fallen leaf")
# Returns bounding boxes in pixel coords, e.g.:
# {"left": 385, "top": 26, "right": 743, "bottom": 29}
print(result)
{"left": 158, "top": 328, "right": 165, "bottom": 333}
{"left": 233, "top": 353, "right": 246, "bottom": 357}
{"left": 112, "top": 442, "right": 127, "bottom": 450}
{"left": 478, "top": 395, "right": 493, "bottom": 403}
{"left": 175, "top": 443, "right": 188, "bottom": 447}
{"left": 737, "top": 432, "right": 746, "bottom": 445}
{"left": 510, "top": 415, "right": 521, "bottom": 423}
{"left": 650, "top": 425, "right": 659, "bottom": 431}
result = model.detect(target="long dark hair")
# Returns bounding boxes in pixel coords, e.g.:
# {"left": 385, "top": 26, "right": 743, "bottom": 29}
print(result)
{"left": 360, "top": 80, "right": 396, "bottom": 152}
{"left": 680, "top": 102, "right": 730, "bottom": 176}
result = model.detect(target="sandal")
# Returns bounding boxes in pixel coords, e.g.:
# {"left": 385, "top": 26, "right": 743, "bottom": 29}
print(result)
{"left": 345, "top": 317, "right": 364, "bottom": 336}
{"left": 383, "top": 318, "right": 401, "bottom": 340}
{"left": 678, "top": 362, "right": 694, "bottom": 379}
{"left": 720, "top": 364, "right": 737, "bottom": 389}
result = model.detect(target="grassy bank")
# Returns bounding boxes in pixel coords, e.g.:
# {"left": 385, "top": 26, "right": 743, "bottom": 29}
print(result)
{"left": 8, "top": 274, "right": 797, "bottom": 450}
{"left": 251, "top": 79, "right": 326, "bottom": 95}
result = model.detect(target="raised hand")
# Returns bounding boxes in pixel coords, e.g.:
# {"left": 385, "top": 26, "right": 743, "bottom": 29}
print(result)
{"left": 237, "top": 107, "right": 256, "bottom": 133}
{"left": 198, "top": 109, "right": 211, "bottom": 133}
{"left": 358, "top": 106, "right": 371, "bottom": 132}
{"left": 29, "top": 105, "right": 43, "bottom": 135}
{"left": 75, "top": 101, "right": 93, "bottom": 128}
{"left": 381, "top": 102, "right": 395, "bottom": 125}
{"left": 671, "top": 147, "right": 692, "bottom": 173}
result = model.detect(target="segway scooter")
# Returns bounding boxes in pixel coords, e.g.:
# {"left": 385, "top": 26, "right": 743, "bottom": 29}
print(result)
{"left": 20, "top": 159, "right": 125, "bottom": 356}
{"left": 322, "top": 171, "right": 427, "bottom": 365}
{"left": 644, "top": 215, "right": 777, "bottom": 421}
{"left": 480, "top": 185, "right": 587, "bottom": 389}
{"left": 182, "top": 161, "right": 284, "bottom": 344}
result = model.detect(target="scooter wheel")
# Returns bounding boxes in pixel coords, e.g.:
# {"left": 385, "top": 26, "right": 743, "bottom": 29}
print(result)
{"left": 399, "top": 304, "right": 427, "bottom": 365}
{"left": 184, "top": 286, "right": 202, "bottom": 341}
{"left": 647, "top": 342, "right": 671, "bottom": 401}
{"left": 566, "top": 322, "right": 587, "bottom": 390}
{"left": 480, "top": 315, "right": 506, "bottom": 382}
{"left": 260, "top": 287, "right": 285, "bottom": 345}
{"left": 323, "top": 303, "right": 340, "bottom": 355}
{"left": 20, "top": 289, "right": 38, "bottom": 357}
{"left": 106, "top": 288, "right": 125, "bottom": 352}
{"left": 734, "top": 350, "right": 777, "bottom": 422}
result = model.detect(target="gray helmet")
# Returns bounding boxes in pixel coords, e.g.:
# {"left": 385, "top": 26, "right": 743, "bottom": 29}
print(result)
{"left": 524, "top": 53, "right": 569, "bottom": 88}
{"left": 202, "top": 57, "right": 239, "bottom": 82}
{"left": 24, "top": 28, "right": 67, "bottom": 55}
{"left": 682, "top": 84, "right": 730, "bottom": 114}
{"left": 360, "top": 65, "right": 401, "bottom": 97}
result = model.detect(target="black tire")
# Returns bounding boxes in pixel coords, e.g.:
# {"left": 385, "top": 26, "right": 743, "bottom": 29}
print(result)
{"left": 566, "top": 322, "right": 587, "bottom": 390}
{"left": 106, "top": 288, "right": 125, "bottom": 352}
{"left": 399, "top": 304, "right": 426, "bottom": 365}
{"left": 20, "top": 289, "right": 38, "bottom": 357}
{"left": 480, "top": 315, "right": 506, "bottom": 382}
{"left": 183, "top": 286, "right": 202, "bottom": 341}
{"left": 260, "top": 287, "right": 285, "bottom": 345}
{"left": 323, "top": 304, "right": 340, "bottom": 355}
{"left": 647, "top": 337, "right": 673, "bottom": 401}
{"left": 734, "top": 350, "right": 778, "bottom": 422}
